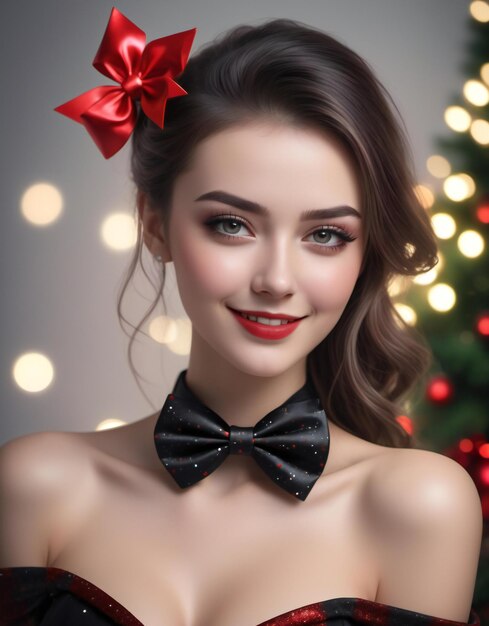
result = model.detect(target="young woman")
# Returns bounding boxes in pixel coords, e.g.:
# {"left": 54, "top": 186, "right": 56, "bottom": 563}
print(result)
{"left": 0, "top": 7, "right": 482, "bottom": 626}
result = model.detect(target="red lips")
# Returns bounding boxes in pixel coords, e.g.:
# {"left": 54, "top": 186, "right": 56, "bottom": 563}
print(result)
{"left": 229, "top": 308, "right": 304, "bottom": 340}
{"left": 229, "top": 307, "right": 304, "bottom": 321}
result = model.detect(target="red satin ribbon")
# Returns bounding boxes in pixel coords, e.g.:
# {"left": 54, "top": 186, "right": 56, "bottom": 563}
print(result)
{"left": 55, "top": 7, "right": 197, "bottom": 158}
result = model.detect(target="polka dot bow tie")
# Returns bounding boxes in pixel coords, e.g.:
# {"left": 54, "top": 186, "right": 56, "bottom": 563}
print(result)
{"left": 154, "top": 370, "right": 330, "bottom": 501}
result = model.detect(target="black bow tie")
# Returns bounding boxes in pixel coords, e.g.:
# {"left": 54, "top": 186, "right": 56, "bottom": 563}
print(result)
{"left": 153, "top": 370, "right": 330, "bottom": 501}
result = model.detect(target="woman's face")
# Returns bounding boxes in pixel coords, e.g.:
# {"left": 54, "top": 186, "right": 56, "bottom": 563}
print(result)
{"left": 164, "top": 121, "right": 364, "bottom": 377}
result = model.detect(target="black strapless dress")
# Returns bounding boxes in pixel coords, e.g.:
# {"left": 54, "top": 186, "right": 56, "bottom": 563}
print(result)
{"left": 0, "top": 567, "right": 480, "bottom": 625}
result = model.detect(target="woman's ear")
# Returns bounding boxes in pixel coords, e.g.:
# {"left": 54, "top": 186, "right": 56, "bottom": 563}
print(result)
{"left": 136, "top": 190, "right": 172, "bottom": 263}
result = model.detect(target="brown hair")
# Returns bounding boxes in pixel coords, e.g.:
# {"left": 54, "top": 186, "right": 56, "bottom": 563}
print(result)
{"left": 119, "top": 18, "right": 438, "bottom": 448}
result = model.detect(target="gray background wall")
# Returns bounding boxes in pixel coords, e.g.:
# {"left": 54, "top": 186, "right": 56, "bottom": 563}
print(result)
{"left": 1, "top": 0, "right": 472, "bottom": 445}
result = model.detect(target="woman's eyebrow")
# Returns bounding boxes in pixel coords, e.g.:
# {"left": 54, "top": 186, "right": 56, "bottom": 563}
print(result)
{"left": 194, "top": 190, "right": 361, "bottom": 220}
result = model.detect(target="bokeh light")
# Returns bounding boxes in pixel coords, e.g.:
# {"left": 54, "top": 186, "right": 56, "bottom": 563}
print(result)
{"left": 427, "top": 283, "right": 456, "bottom": 312}
{"left": 470, "top": 0, "right": 489, "bottom": 22}
{"left": 476, "top": 203, "right": 489, "bottom": 223}
{"left": 394, "top": 303, "right": 417, "bottom": 326}
{"left": 458, "top": 229, "right": 485, "bottom": 258}
{"left": 426, "top": 155, "right": 451, "bottom": 178}
{"left": 470, "top": 118, "right": 489, "bottom": 145}
{"left": 443, "top": 173, "right": 475, "bottom": 202}
{"left": 101, "top": 212, "right": 138, "bottom": 251}
{"left": 149, "top": 316, "right": 179, "bottom": 344}
{"left": 12, "top": 352, "right": 55, "bottom": 393}
{"left": 444, "top": 106, "right": 471, "bottom": 132}
{"left": 20, "top": 182, "right": 63, "bottom": 226}
{"left": 413, "top": 266, "right": 439, "bottom": 285}
{"left": 463, "top": 79, "right": 489, "bottom": 106}
{"left": 431, "top": 212, "right": 457, "bottom": 239}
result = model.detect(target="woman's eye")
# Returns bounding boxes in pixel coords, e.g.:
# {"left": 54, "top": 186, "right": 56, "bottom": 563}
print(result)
{"left": 307, "top": 228, "right": 342, "bottom": 246}
{"left": 305, "top": 227, "right": 356, "bottom": 251}
{"left": 204, "top": 215, "right": 252, "bottom": 239}
{"left": 203, "top": 214, "right": 357, "bottom": 252}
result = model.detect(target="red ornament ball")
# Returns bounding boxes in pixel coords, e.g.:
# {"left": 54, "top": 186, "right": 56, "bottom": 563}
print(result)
{"left": 476, "top": 202, "right": 489, "bottom": 224}
{"left": 476, "top": 312, "right": 489, "bottom": 337}
{"left": 426, "top": 375, "right": 454, "bottom": 404}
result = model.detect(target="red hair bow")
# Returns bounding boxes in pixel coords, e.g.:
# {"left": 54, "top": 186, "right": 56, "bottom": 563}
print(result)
{"left": 55, "top": 7, "right": 197, "bottom": 158}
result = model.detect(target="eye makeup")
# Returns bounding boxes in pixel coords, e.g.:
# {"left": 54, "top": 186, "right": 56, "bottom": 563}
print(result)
{"left": 202, "top": 212, "right": 358, "bottom": 254}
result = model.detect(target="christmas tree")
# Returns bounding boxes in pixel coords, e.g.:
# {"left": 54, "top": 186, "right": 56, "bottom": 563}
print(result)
{"left": 396, "top": 1, "right": 489, "bottom": 620}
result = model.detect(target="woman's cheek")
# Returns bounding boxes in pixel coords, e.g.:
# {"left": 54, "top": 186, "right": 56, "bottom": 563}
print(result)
{"left": 303, "top": 255, "right": 361, "bottom": 313}
{"left": 174, "top": 234, "right": 250, "bottom": 297}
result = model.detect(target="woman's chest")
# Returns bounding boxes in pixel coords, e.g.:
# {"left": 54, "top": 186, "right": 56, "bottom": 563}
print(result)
{"left": 46, "top": 453, "right": 380, "bottom": 626}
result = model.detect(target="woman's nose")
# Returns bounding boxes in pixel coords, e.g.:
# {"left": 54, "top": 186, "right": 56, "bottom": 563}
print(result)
{"left": 250, "top": 238, "right": 297, "bottom": 297}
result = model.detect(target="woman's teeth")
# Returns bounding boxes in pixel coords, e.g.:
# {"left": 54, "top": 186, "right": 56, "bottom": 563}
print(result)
{"left": 239, "top": 312, "right": 290, "bottom": 325}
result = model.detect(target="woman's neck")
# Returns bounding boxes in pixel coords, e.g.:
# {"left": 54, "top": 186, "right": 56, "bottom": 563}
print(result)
{"left": 185, "top": 352, "right": 308, "bottom": 429}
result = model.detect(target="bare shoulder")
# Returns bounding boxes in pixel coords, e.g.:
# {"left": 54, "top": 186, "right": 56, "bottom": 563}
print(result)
{"left": 0, "top": 431, "right": 95, "bottom": 567}
{"left": 362, "top": 447, "right": 483, "bottom": 620}
{"left": 364, "top": 447, "right": 483, "bottom": 534}
{"left": 0, "top": 430, "right": 92, "bottom": 496}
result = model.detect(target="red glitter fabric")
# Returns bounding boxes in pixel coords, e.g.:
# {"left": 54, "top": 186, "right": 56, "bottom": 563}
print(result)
{"left": 0, "top": 567, "right": 480, "bottom": 625}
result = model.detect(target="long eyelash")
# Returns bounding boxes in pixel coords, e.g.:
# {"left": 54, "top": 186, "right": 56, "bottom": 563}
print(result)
{"left": 203, "top": 212, "right": 357, "bottom": 253}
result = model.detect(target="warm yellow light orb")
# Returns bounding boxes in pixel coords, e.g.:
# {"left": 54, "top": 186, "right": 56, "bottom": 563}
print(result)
{"left": 431, "top": 213, "right": 457, "bottom": 239}
{"left": 413, "top": 266, "right": 439, "bottom": 285}
{"left": 463, "top": 79, "right": 489, "bottom": 106}
{"left": 12, "top": 352, "right": 55, "bottom": 392}
{"left": 457, "top": 229, "right": 485, "bottom": 258}
{"left": 149, "top": 316, "right": 178, "bottom": 344}
{"left": 443, "top": 173, "right": 475, "bottom": 201}
{"left": 394, "top": 303, "right": 417, "bottom": 326}
{"left": 414, "top": 184, "right": 435, "bottom": 209}
{"left": 470, "top": 118, "right": 489, "bottom": 145}
{"left": 444, "top": 106, "right": 471, "bottom": 132}
{"left": 426, "top": 155, "right": 451, "bottom": 178}
{"left": 20, "top": 182, "right": 63, "bottom": 226}
{"left": 101, "top": 212, "right": 138, "bottom": 251}
{"left": 470, "top": 0, "right": 489, "bottom": 22}
{"left": 427, "top": 283, "right": 456, "bottom": 312}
